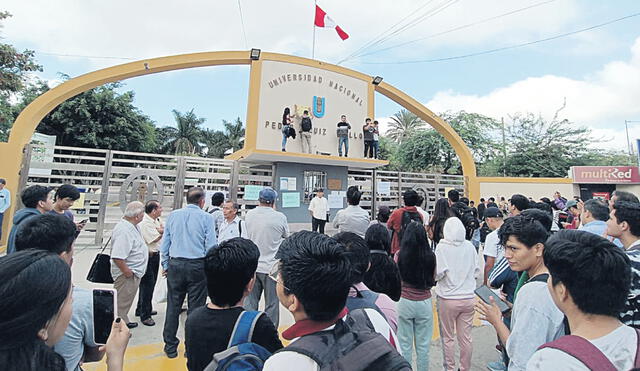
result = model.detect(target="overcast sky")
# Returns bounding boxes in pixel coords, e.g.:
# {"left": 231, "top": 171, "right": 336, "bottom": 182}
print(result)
{"left": 3, "top": 0, "right": 640, "bottom": 152}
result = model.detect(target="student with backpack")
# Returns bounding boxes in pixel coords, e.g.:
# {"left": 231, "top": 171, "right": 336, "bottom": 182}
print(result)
{"left": 526, "top": 230, "right": 638, "bottom": 370}
{"left": 435, "top": 217, "right": 480, "bottom": 371}
{"left": 476, "top": 214, "right": 565, "bottom": 371}
{"left": 333, "top": 232, "right": 399, "bottom": 333}
{"left": 185, "top": 237, "right": 282, "bottom": 371}
{"left": 263, "top": 231, "right": 410, "bottom": 371}
{"left": 299, "top": 110, "right": 313, "bottom": 154}
{"left": 397, "top": 222, "right": 437, "bottom": 371}
{"left": 388, "top": 190, "right": 424, "bottom": 255}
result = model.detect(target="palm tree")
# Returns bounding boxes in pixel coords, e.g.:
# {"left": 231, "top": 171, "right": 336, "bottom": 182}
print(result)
{"left": 222, "top": 117, "right": 245, "bottom": 152}
{"left": 164, "top": 109, "right": 206, "bottom": 155}
{"left": 387, "top": 109, "right": 425, "bottom": 143}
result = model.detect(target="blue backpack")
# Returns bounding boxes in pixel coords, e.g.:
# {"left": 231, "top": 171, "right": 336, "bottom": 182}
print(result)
{"left": 204, "top": 311, "right": 272, "bottom": 371}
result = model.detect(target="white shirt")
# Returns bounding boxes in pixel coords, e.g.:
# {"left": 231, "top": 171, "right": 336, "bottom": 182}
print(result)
{"left": 218, "top": 216, "right": 248, "bottom": 243}
{"left": 245, "top": 206, "right": 289, "bottom": 274}
{"left": 416, "top": 206, "right": 430, "bottom": 226}
{"left": 507, "top": 281, "right": 566, "bottom": 371}
{"left": 139, "top": 213, "right": 163, "bottom": 253}
{"left": 434, "top": 239, "right": 479, "bottom": 299}
{"left": 262, "top": 308, "right": 399, "bottom": 371}
{"left": 526, "top": 325, "right": 638, "bottom": 371}
{"left": 332, "top": 205, "right": 370, "bottom": 238}
{"left": 483, "top": 229, "right": 503, "bottom": 262}
{"left": 308, "top": 196, "right": 328, "bottom": 220}
{"left": 110, "top": 219, "right": 148, "bottom": 279}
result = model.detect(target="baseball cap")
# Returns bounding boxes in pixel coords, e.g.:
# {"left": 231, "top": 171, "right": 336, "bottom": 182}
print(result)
{"left": 565, "top": 199, "right": 578, "bottom": 210}
{"left": 259, "top": 187, "right": 277, "bottom": 204}
{"left": 484, "top": 207, "right": 502, "bottom": 218}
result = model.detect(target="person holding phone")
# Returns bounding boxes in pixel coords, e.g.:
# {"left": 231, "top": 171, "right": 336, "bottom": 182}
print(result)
{"left": 0, "top": 249, "right": 130, "bottom": 371}
{"left": 49, "top": 184, "right": 87, "bottom": 232}
{"left": 15, "top": 213, "right": 104, "bottom": 370}
{"left": 475, "top": 214, "right": 565, "bottom": 371}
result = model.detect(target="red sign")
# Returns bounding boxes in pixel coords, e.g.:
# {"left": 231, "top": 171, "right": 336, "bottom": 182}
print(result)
{"left": 572, "top": 166, "right": 640, "bottom": 184}
{"left": 592, "top": 192, "right": 610, "bottom": 200}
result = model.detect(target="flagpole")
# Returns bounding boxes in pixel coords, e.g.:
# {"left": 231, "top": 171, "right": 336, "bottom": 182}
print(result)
{"left": 312, "top": 0, "right": 316, "bottom": 59}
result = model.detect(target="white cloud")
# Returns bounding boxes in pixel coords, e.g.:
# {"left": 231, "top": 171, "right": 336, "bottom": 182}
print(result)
{"left": 1, "top": 0, "right": 586, "bottom": 69}
{"left": 425, "top": 36, "right": 640, "bottom": 151}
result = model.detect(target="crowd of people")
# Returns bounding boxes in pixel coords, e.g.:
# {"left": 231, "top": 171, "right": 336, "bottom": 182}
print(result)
{"left": 1, "top": 181, "right": 640, "bottom": 371}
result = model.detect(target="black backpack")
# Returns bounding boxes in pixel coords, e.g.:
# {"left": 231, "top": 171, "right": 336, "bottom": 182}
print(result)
{"left": 451, "top": 202, "right": 480, "bottom": 240}
{"left": 393, "top": 210, "right": 423, "bottom": 243}
{"left": 280, "top": 309, "right": 411, "bottom": 371}
{"left": 301, "top": 117, "right": 312, "bottom": 132}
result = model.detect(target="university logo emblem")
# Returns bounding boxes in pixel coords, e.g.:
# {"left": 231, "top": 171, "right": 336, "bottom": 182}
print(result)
{"left": 312, "top": 96, "right": 325, "bottom": 118}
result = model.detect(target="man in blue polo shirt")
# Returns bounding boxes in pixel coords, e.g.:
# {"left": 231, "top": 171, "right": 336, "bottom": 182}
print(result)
{"left": 578, "top": 199, "right": 609, "bottom": 237}
{"left": 160, "top": 187, "right": 217, "bottom": 358}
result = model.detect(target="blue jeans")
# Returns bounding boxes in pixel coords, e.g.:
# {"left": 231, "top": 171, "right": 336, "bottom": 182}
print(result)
{"left": 282, "top": 132, "right": 287, "bottom": 150}
{"left": 372, "top": 140, "right": 379, "bottom": 159}
{"left": 398, "top": 297, "right": 433, "bottom": 371}
{"left": 338, "top": 136, "right": 349, "bottom": 156}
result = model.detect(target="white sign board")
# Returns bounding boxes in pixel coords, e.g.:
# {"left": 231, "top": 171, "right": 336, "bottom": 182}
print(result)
{"left": 377, "top": 181, "right": 391, "bottom": 196}
{"left": 257, "top": 60, "right": 369, "bottom": 157}
{"left": 30, "top": 133, "right": 56, "bottom": 176}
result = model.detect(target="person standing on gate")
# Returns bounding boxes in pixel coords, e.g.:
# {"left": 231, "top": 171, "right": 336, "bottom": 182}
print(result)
{"left": 0, "top": 179, "right": 10, "bottom": 241}
{"left": 281, "top": 107, "right": 293, "bottom": 152}
{"left": 160, "top": 187, "right": 217, "bottom": 358}
{"left": 208, "top": 192, "right": 225, "bottom": 236}
{"left": 372, "top": 120, "right": 380, "bottom": 159}
{"left": 388, "top": 190, "right": 424, "bottom": 255}
{"left": 217, "top": 200, "right": 248, "bottom": 243}
{"left": 308, "top": 188, "right": 328, "bottom": 234}
{"left": 363, "top": 118, "right": 374, "bottom": 158}
{"left": 299, "top": 110, "right": 313, "bottom": 154}
{"left": 110, "top": 201, "right": 148, "bottom": 329}
{"left": 135, "top": 200, "right": 164, "bottom": 327}
{"left": 244, "top": 187, "right": 289, "bottom": 329}
{"left": 336, "top": 114, "right": 351, "bottom": 157}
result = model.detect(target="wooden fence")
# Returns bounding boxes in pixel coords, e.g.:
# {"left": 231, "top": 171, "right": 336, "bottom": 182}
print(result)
{"left": 21, "top": 144, "right": 465, "bottom": 245}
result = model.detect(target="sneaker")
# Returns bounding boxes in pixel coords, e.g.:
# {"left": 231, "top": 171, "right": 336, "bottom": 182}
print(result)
{"left": 165, "top": 349, "right": 178, "bottom": 359}
{"left": 487, "top": 360, "right": 507, "bottom": 371}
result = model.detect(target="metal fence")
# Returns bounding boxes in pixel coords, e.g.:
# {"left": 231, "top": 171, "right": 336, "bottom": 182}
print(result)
{"left": 21, "top": 144, "right": 465, "bottom": 245}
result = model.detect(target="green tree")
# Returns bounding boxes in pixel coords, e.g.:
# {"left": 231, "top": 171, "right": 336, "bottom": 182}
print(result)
{"left": 36, "top": 82, "right": 157, "bottom": 152}
{"left": 161, "top": 109, "right": 206, "bottom": 155}
{"left": 222, "top": 117, "right": 245, "bottom": 152}
{"left": 394, "top": 130, "right": 444, "bottom": 172}
{"left": 201, "top": 129, "right": 230, "bottom": 158}
{"left": 386, "top": 109, "right": 425, "bottom": 143}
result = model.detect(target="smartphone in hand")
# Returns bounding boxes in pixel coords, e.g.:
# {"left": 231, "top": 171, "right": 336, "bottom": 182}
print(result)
{"left": 475, "top": 285, "right": 511, "bottom": 313}
{"left": 92, "top": 288, "right": 117, "bottom": 344}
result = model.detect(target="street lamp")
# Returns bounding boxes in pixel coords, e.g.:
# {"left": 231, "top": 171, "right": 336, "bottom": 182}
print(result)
{"left": 625, "top": 120, "right": 640, "bottom": 155}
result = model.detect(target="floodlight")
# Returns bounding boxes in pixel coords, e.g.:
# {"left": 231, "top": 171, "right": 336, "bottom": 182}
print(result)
{"left": 372, "top": 76, "right": 383, "bottom": 85}
{"left": 250, "top": 48, "right": 261, "bottom": 60}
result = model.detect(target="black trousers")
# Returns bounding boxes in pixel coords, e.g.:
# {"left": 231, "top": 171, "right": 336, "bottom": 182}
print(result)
{"left": 364, "top": 140, "right": 374, "bottom": 158}
{"left": 163, "top": 258, "right": 207, "bottom": 353}
{"left": 136, "top": 252, "right": 159, "bottom": 320}
{"left": 312, "top": 217, "right": 327, "bottom": 234}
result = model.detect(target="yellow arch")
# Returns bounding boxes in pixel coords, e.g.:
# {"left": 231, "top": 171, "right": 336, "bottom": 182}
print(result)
{"left": 1, "top": 50, "right": 478, "bottom": 244}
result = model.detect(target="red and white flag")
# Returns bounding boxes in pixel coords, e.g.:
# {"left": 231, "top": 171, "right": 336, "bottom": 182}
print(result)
{"left": 314, "top": 5, "right": 349, "bottom": 40}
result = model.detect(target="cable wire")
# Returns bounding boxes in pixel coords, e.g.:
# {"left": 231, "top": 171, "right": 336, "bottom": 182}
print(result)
{"left": 347, "top": 0, "right": 556, "bottom": 61}
{"left": 237, "top": 0, "right": 249, "bottom": 49}
{"left": 361, "top": 11, "right": 640, "bottom": 64}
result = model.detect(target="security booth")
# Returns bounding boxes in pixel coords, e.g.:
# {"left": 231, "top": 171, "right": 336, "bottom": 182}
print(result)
{"left": 571, "top": 166, "right": 640, "bottom": 201}
{"left": 227, "top": 58, "right": 386, "bottom": 223}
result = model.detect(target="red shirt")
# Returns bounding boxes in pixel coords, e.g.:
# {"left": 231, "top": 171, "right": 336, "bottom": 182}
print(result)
{"left": 387, "top": 206, "right": 423, "bottom": 255}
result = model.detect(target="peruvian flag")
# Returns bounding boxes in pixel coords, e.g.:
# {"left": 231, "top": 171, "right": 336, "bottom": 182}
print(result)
{"left": 314, "top": 5, "right": 349, "bottom": 40}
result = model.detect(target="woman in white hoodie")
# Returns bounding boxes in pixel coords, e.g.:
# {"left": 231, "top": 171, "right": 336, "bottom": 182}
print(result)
{"left": 435, "top": 217, "right": 480, "bottom": 371}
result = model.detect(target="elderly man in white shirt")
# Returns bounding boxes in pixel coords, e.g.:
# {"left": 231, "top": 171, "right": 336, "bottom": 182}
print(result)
{"left": 308, "top": 188, "right": 329, "bottom": 234}
{"left": 135, "top": 200, "right": 164, "bottom": 326}
{"left": 218, "top": 200, "right": 248, "bottom": 243}
{"left": 110, "top": 201, "right": 148, "bottom": 329}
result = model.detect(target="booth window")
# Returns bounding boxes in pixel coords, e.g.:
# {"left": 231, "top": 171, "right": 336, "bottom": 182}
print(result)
{"left": 303, "top": 171, "right": 327, "bottom": 204}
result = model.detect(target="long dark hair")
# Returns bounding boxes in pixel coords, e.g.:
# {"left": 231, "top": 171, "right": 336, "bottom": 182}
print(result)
{"left": 429, "top": 198, "right": 453, "bottom": 245}
{"left": 282, "top": 107, "right": 290, "bottom": 125}
{"left": 0, "top": 250, "right": 71, "bottom": 371}
{"left": 363, "top": 224, "right": 401, "bottom": 301}
{"left": 398, "top": 222, "right": 436, "bottom": 289}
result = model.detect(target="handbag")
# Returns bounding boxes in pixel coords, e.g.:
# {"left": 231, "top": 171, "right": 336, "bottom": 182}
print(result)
{"left": 87, "top": 236, "right": 114, "bottom": 284}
